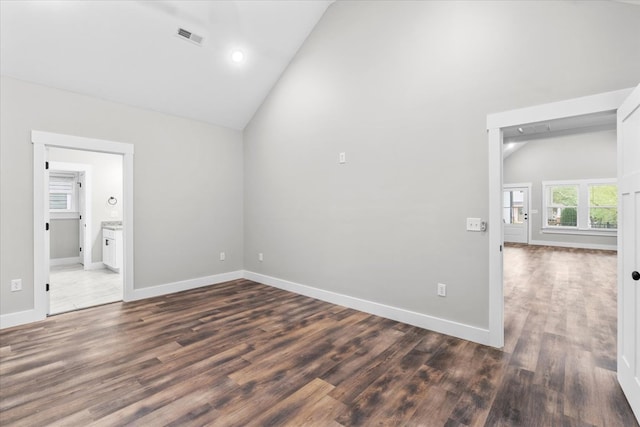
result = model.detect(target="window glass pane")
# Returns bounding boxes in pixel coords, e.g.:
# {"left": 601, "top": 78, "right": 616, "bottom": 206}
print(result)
{"left": 50, "top": 193, "right": 69, "bottom": 210}
{"left": 503, "top": 191, "right": 511, "bottom": 224}
{"left": 546, "top": 185, "right": 577, "bottom": 227}
{"left": 589, "top": 207, "right": 617, "bottom": 229}
{"left": 550, "top": 186, "right": 578, "bottom": 206}
{"left": 548, "top": 207, "right": 577, "bottom": 226}
{"left": 589, "top": 184, "right": 617, "bottom": 207}
{"left": 588, "top": 184, "right": 617, "bottom": 229}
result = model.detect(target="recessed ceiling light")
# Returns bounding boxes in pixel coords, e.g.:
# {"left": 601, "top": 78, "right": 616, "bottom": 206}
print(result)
{"left": 231, "top": 50, "right": 245, "bottom": 64}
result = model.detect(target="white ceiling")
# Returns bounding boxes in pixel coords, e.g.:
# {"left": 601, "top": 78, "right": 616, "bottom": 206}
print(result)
{"left": 502, "top": 111, "right": 617, "bottom": 158}
{"left": 0, "top": 0, "right": 333, "bottom": 130}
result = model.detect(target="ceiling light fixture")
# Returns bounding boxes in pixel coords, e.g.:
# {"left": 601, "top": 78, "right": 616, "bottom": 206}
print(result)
{"left": 231, "top": 50, "right": 245, "bottom": 64}
{"left": 517, "top": 127, "right": 524, "bottom": 134}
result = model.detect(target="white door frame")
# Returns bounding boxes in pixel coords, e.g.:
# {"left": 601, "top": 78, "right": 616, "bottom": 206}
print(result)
{"left": 32, "top": 130, "right": 134, "bottom": 320}
{"left": 49, "top": 161, "right": 92, "bottom": 268}
{"left": 486, "top": 87, "right": 632, "bottom": 348}
{"left": 503, "top": 183, "right": 531, "bottom": 244}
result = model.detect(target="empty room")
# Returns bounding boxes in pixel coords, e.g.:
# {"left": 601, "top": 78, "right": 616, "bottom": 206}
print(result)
{"left": 1, "top": 1, "right": 639, "bottom": 426}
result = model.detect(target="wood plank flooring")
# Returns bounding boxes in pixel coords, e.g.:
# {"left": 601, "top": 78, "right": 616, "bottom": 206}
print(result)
{"left": 0, "top": 245, "right": 637, "bottom": 426}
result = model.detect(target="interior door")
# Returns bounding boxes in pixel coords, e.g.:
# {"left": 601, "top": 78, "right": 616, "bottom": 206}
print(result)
{"left": 618, "top": 83, "right": 640, "bottom": 421}
{"left": 44, "top": 149, "right": 51, "bottom": 315}
{"left": 78, "top": 171, "right": 89, "bottom": 268}
{"left": 503, "top": 186, "right": 529, "bottom": 244}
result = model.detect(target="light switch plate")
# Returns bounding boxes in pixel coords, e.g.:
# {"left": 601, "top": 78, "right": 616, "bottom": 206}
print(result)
{"left": 10, "top": 279, "right": 22, "bottom": 292}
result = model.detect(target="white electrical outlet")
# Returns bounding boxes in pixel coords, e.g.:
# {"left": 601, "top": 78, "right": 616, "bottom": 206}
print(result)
{"left": 437, "top": 283, "right": 446, "bottom": 297}
{"left": 466, "top": 218, "right": 485, "bottom": 232}
{"left": 220, "top": 252, "right": 226, "bottom": 261}
{"left": 338, "top": 152, "right": 346, "bottom": 164}
{"left": 259, "top": 253, "right": 264, "bottom": 262}
{"left": 10, "top": 279, "right": 22, "bottom": 292}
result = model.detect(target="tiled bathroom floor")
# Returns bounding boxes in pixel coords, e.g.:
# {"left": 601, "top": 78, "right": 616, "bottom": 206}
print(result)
{"left": 49, "top": 264, "right": 123, "bottom": 314}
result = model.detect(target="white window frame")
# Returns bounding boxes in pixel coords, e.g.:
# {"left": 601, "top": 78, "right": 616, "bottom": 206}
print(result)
{"left": 542, "top": 178, "right": 617, "bottom": 236}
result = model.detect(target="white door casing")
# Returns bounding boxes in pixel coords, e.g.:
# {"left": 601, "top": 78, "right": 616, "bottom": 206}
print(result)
{"left": 44, "top": 150, "right": 50, "bottom": 315}
{"left": 487, "top": 88, "right": 633, "bottom": 349}
{"left": 503, "top": 184, "right": 530, "bottom": 244}
{"left": 33, "top": 130, "right": 134, "bottom": 322}
{"left": 617, "top": 83, "right": 640, "bottom": 421}
{"left": 79, "top": 172, "right": 86, "bottom": 266}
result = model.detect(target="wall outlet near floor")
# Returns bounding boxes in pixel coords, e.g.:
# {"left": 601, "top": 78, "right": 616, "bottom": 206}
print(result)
{"left": 10, "top": 279, "right": 22, "bottom": 292}
{"left": 219, "top": 252, "right": 226, "bottom": 261}
{"left": 437, "top": 283, "right": 446, "bottom": 297}
{"left": 258, "top": 253, "right": 264, "bottom": 262}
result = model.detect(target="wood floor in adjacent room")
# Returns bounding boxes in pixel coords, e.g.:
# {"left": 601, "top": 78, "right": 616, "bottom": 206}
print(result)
{"left": 0, "top": 245, "right": 636, "bottom": 426}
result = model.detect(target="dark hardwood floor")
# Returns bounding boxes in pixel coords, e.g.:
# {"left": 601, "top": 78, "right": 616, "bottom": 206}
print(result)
{"left": 0, "top": 245, "right": 636, "bottom": 426}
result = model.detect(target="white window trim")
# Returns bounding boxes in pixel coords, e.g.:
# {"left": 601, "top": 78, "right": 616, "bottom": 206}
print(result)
{"left": 542, "top": 178, "right": 617, "bottom": 235}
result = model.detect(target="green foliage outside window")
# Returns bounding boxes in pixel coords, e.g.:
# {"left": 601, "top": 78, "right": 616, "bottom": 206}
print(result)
{"left": 589, "top": 184, "right": 617, "bottom": 228}
{"left": 559, "top": 207, "right": 577, "bottom": 226}
{"left": 552, "top": 186, "right": 578, "bottom": 206}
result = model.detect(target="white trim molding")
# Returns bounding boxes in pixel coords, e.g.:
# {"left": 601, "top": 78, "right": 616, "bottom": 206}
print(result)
{"left": 50, "top": 257, "right": 81, "bottom": 266}
{"left": 0, "top": 309, "right": 40, "bottom": 330}
{"left": 244, "top": 271, "right": 492, "bottom": 346}
{"left": 129, "top": 271, "right": 244, "bottom": 301}
{"left": 1, "top": 270, "right": 243, "bottom": 330}
{"left": 528, "top": 240, "right": 617, "bottom": 251}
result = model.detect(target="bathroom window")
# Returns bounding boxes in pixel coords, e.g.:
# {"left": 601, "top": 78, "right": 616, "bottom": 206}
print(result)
{"left": 49, "top": 171, "right": 79, "bottom": 218}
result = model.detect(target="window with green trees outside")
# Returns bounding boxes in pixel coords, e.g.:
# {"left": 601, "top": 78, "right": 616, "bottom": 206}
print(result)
{"left": 543, "top": 179, "right": 617, "bottom": 232}
{"left": 589, "top": 184, "right": 617, "bottom": 229}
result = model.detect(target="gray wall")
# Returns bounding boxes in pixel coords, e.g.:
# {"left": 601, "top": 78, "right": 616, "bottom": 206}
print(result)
{"left": 0, "top": 76, "right": 243, "bottom": 315}
{"left": 243, "top": 1, "right": 640, "bottom": 329}
{"left": 504, "top": 129, "right": 617, "bottom": 248}
{"left": 50, "top": 219, "right": 79, "bottom": 259}
{"left": 49, "top": 148, "right": 124, "bottom": 263}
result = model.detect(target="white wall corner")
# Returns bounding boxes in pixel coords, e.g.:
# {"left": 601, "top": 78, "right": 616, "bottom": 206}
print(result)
{"left": 243, "top": 271, "right": 492, "bottom": 347}
{"left": 128, "top": 270, "right": 244, "bottom": 301}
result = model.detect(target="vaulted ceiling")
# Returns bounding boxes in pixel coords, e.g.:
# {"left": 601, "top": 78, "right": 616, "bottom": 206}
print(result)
{"left": 0, "top": 1, "right": 334, "bottom": 130}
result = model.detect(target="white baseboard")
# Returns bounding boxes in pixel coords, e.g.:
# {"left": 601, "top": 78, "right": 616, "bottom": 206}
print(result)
{"left": 50, "top": 256, "right": 81, "bottom": 266}
{"left": 128, "top": 270, "right": 244, "bottom": 301}
{"left": 0, "top": 309, "right": 44, "bottom": 330}
{"left": 85, "top": 262, "right": 107, "bottom": 270}
{"left": 243, "top": 271, "right": 491, "bottom": 346}
{"left": 529, "top": 239, "right": 617, "bottom": 251}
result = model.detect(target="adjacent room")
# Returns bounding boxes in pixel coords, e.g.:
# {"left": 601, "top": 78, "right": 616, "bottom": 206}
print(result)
{"left": 1, "top": 1, "right": 639, "bottom": 426}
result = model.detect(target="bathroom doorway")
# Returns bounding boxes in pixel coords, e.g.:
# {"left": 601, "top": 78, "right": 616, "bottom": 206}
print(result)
{"left": 48, "top": 148, "right": 124, "bottom": 314}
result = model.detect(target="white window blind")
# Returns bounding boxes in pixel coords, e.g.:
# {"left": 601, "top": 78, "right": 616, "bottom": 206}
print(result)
{"left": 49, "top": 173, "right": 77, "bottom": 211}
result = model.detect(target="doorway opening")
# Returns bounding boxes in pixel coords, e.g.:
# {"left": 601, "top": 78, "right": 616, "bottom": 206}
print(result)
{"left": 503, "top": 184, "right": 531, "bottom": 244}
{"left": 48, "top": 149, "right": 124, "bottom": 314}
{"left": 32, "top": 130, "right": 134, "bottom": 319}
{"left": 486, "top": 88, "right": 630, "bottom": 348}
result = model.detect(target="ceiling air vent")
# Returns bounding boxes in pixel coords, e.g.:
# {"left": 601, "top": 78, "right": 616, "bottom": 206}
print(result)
{"left": 176, "top": 27, "right": 203, "bottom": 46}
